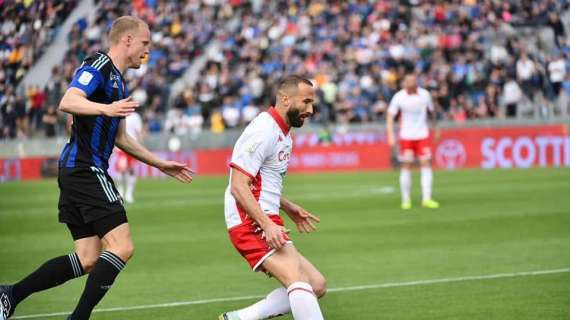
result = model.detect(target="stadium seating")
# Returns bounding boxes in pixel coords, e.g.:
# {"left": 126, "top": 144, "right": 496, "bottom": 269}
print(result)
{"left": 184, "top": 0, "right": 570, "bottom": 129}
{"left": 0, "top": 0, "right": 77, "bottom": 139}
{"left": 1, "top": 0, "right": 569, "bottom": 140}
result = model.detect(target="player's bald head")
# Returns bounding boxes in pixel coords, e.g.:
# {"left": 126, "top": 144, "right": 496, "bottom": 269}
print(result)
{"left": 275, "top": 75, "right": 315, "bottom": 128}
{"left": 109, "top": 16, "right": 148, "bottom": 45}
{"left": 276, "top": 75, "right": 314, "bottom": 98}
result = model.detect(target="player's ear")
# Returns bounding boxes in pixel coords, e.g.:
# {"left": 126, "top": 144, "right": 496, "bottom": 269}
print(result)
{"left": 281, "top": 95, "right": 291, "bottom": 106}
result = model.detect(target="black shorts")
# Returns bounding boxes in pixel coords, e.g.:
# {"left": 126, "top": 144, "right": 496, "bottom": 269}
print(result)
{"left": 58, "top": 167, "right": 127, "bottom": 240}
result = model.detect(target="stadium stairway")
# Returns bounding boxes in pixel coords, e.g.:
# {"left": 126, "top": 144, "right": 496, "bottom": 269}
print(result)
{"left": 167, "top": 13, "right": 244, "bottom": 105}
{"left": 18, "top": 0, "right": 96, "bottom": 92}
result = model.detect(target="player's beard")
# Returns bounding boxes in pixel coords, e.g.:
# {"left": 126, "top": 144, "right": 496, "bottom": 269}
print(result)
{"left": 286, "top": 106, "right": 305, "bottom": 128}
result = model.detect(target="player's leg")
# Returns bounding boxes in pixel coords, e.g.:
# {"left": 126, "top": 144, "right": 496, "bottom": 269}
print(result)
{"left": 69, "top": 215, "right": 132, "bottom": 320}
{"left": 263, "top": 244, "right": 324, "bottom": 320}
{"left": 399, "top": 149, "right": 413, "bottom": 211}
{"left": 116, "top": 171, "right": 126, "bottom": 200}
{"left": 115, "top": 151, "right": 127, "bottom": 199}
{"left": 221, "top": 245, "right": 325, "bottom": 320}
{"left": 221, "top": 286, "right": 290, "bottom": 320}
{"left": 398, "top": 140, "right": 414, "bottom": 209}
{"left": 418, "top": 139, "right": 439, "bottom": 208}
{"left": 0, "top": 232, "right": 99, "bottom": 319}
{"left": 298, "top": 253, "right": 327, "bottom": 298}
{"left": 125, "top": 166, "right": 136, "bottom": 204}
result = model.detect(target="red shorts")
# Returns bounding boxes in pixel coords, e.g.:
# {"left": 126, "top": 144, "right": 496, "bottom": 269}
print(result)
{"left": 228, "top": 214, "right": 291, "bottom": 272}
{"left": 115, "top": 149, "right": 137, "bottom": 172}
{"left": 399, "top": 137, "right": 432, "bottom": 161}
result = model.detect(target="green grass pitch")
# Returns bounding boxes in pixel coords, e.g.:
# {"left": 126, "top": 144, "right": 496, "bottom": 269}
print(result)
{"left": 1, "top": 168, "right": 569, "bottom": 319}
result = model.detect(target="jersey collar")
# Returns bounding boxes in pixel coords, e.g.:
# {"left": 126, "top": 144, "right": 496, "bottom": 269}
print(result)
{"left": 267, "top": 107, "right": 290, "bottom": 135}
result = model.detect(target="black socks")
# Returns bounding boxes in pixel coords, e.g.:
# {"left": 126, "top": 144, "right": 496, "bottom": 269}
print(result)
{"left": 70, "top": 251, "right": 126, "bottom": 320}
{"left": 12, "top": 253, "right": 84, "bottom": 304}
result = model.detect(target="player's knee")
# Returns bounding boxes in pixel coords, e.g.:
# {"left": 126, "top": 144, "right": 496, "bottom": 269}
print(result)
{"left": 312, "top": 277, "right": 327, "bottom": 298}
{"left": 419, "top": 159, "right": 431, "bottom": 167}
{"left": 120, "top": 242, "right": 135, "bottom": 261}
{"left": 77, "top": 252, "right": 99, "bottom": 273}
{"left": 109, "top": 242, "right": 135, "bottom": 262}
{"left": 401, "top": 162, "right": 412, "bottom": 170}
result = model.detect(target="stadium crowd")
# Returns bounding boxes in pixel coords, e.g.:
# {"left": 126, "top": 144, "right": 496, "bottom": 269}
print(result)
{"left": 184, "top": 0, "right": 570, "bottom": 130}
{"left": 1, "top": 0, "right": 570, "bottom": 140}
{"left": 0, "top": 0, "right": 77, "bottom": 139}
{"left": 1, "top": 0, "right": 236, "bottom": 139}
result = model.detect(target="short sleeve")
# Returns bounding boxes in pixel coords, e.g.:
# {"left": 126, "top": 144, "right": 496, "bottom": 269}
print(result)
{"left": 424, "top": 90, "right": 434, "bottom": 111}
{"left": 387, "top": 92, "right": 400, "bottom": 116}
{"left": 230, "top": 129, "right": 274, "bottom": 179}
{"left": 69, "top": 66, "right": 104, "bottom": 97}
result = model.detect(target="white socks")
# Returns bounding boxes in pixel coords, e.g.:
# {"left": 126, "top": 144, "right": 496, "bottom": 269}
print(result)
{"left": 421, "top": 167, "right": 433, "bottom": 201}
{"left": 287, "top": 282, "right": 324, "bottom": 320}
{"left": 235, "top": 283, "right": 323, "bottom": 320}
{"left": 400, "top": 167, "right": 434, "bottom": 202}
{"left": 400, "top": 168, "right": 411, "bottom": 203}
{"left": 237, "top": 287, "right": 290, "bottom": 320}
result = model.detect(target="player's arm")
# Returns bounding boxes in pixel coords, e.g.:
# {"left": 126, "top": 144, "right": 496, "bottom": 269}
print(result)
{"left": 114, "top": 120, "right": 193, "bottom": 183}
{"left": 427, "top": 91, "right": 440, "bottom": 141}
{"left": 280, "top": 196, "right": 320, "bottom": 233}
{"left": 386, "top": 94, "right": 399, "bottom": 147}
{"left": 59, "top": 65, "right": 138, "bottom": 117}
{"left": 59, "top": 88, "right": 138, "bottom": 117}
{"left": 386, "top": 112, "right": 396, "bottom": 147}
{"left": 230, "top": 169, "right": 288, "bottom": 250}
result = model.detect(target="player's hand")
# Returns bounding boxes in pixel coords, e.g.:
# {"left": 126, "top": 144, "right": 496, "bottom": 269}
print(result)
{"left": 283, "top": 202, "right": 320, "bottom": 233}
{"left": 158, "top": 160, "right": 195, "bottom": 183}
{"left": 262, "top": 222, "right": 288, "bottom": 250}
{"left": 105, "top": 96, "right": 139, "bottom": 117}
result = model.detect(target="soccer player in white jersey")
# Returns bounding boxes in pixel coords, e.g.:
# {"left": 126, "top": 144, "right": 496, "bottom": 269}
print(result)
{"left": 386, "top": 74, "right": 440, "bottom": 210}
{"left": 115, "top": 111, "right": 143, "bottom": 203}
{"left": 220, "top": 76, "right": 326, "bottom": 320}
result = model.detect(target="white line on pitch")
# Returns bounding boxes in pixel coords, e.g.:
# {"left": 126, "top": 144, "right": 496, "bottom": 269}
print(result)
{"left": 12, "top": 268, "right": 570, "bottom": 319}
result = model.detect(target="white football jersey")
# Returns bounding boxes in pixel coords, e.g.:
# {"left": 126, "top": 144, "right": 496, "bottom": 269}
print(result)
{"left": 125, "top": 112, "right": 143, "bottom": 142}
{"left": 387, "top": 87, "right": 434, "bottom": 140}
{"left": 224, "top": 108, "right": 292, "bottom": 229}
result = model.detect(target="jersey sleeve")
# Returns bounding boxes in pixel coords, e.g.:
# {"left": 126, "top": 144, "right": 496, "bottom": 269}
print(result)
{"left": 424, "top": 90, "right": 434, "bottom": 112}
{"left": 387, "top": 92, "right": 400, "bottom": 116}
{"left": 69, "top": 66, "right": 104, "bottom": 97}
{"left": 229, "top": 128, "right": 274, "bottom": 179}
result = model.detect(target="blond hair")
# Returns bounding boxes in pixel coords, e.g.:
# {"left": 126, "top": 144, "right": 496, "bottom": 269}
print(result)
{"left": 109, "top": 16, "right": 148, "bottom": 45}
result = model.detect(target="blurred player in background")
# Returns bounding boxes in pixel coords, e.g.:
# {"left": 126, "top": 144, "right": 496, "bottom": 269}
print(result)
{"left": 386, "top": 74, "right": 440, "bottom": 210}
{"left": 220, "top": 76, "right": 326, "bottom": 320}
{"left": 115, "top": 111, "right": 144, "bottom": 204}
{"left": 0, "top": 16, "right": 193, "bottom": 320}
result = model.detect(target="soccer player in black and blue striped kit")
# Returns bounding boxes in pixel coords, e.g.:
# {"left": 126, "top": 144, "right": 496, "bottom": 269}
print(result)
{"left": 0, "top": 16, "right": 194, "bottom": 320}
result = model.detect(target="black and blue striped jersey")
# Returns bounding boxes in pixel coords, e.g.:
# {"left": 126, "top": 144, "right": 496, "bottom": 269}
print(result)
{"left": 59, "top": 51, "right": 129, "bottom": 170}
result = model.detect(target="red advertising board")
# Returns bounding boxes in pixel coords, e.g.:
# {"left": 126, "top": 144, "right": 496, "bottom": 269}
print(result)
{"left": 433, "top": 124, "right": 569, "bottom": 170}
{"left": 1, "top": 124, "right": 568, "bottom": 181}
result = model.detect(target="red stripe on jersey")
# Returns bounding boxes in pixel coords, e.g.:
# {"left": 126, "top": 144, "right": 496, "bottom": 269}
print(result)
{"left": 235, "top": 171, "right": 263, "bottom": 223}
{"left": 268, "top": 107, "right": 290, "bottom": 135}
{"left": 229, "top": 162, "right": 255, "bottom": 180}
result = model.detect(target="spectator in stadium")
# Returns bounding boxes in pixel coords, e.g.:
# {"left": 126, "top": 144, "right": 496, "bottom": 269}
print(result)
{"left": 503, "top": 76, "right": 524, "bottom": 118}
{"left": 0, "top": 0, "right": 76, "bottom": 137}
{"left": 547, "top": 12, "right": 566, "bottom": 48}
{"left": 42, "top": 105, "right": 58, "bottom": 138}
{"left": 2, "top": 0, "right": 570, "bottom": 138}
{"left": 548, "top": 52, "right": 566, "bottom": 99}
